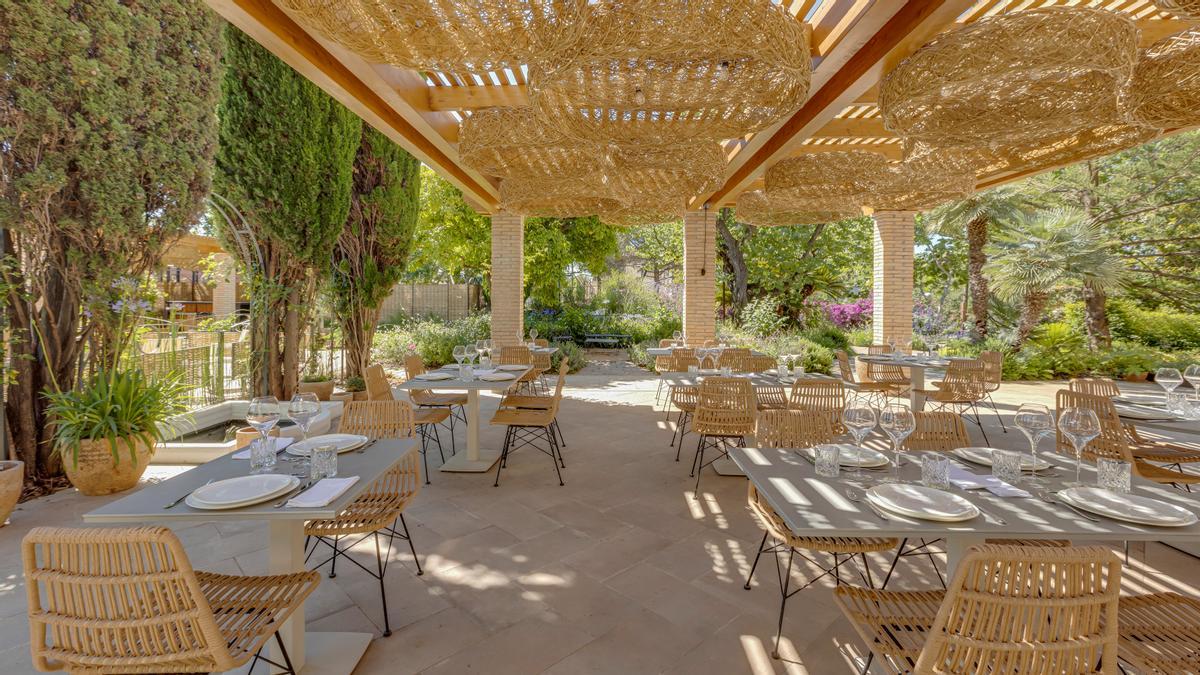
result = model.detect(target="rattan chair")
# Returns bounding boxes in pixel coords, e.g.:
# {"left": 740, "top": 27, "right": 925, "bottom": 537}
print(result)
{"left": 404, "top": 354, "right": 466, "bottom": 445}
{"left": 836, "top": 544, "right": 1121, "bottom": 675}
{"left": 500, "top": 358, "right": 570, "bottom": 450}
{"left": 654, "top": 340, "right": 676, "bottom": 406}
{"left": 744, "top": 355, "right": 776, "bottom": 373}
{"left": 670, "top": 384, "right": 699, "bottom": 453}
{"left": 690, "top": 377, "right": 756, "bottom": 496}
{"left": 1070, "top": 377, "right": 1122, "bottom": 399}
{"left": 530, "top": 349, "right": 553, "bottom": 394}
{"left": 490, "top": 365, "right": 566, "bottom": 487}
{"left": 744, "top": 412, "right": 900, "bottom": 660}
{"left": 717, "top": 347, "right": 752, "bottom": 371}
{"left": 866, "top": 344, "right": 911, "bottom": 394}
{"left": 497, "top": 345, "right": 538, "bottom": 392}
{"left": 978, "top": 351, "right": 1009, "bottom": 432}
{"left": 904, "top": 411, "right": 969, "bottom": 453}
{"left": 1117, "top": 592, "right": 1200, "bottom": 673}
{"left": 662, "top": 350, "right": 699, "bottom": 420}
{"left": 361, "top": 364, "right": 451, "bottom": 474}
{"left": 304, "top": 448, "right": 422, "bottom": 638}
{"left": 835, "top": 350, "right": 899, "bottom": 406}
{"left": 364, "top": 363, "right": 393, "bottom": 401}
{"left": 914, "top": 359, "right": 991, "bottom": 444}
{"left": 755, "top": 383, "right": 790, "bottom": 412}
{"left": 532, "top": 338, "right": 549, "bottom": 347}
{"left": 23, "top": 526, "right": 320, "bottom": 674}
{"left": 787, "top": 379, "right": 846, "bottom": 433}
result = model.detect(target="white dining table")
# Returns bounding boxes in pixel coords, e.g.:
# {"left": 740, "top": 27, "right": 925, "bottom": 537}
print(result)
{"left": 394, "top": 365, "right": 532, "bottom": 472}
{"left": 730, "top": 445, "right": 1200, "bottom": 575}
{"left": 857, "top": 354, "right": 971, "bottom": 410}
{"left": 646, "top": 346, "right": 769, "bottom": 358}
{"left": 84, "top": 438, "right": 417, "bottom": 674}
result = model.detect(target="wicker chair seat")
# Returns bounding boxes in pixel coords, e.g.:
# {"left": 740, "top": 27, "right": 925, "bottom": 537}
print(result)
{"left": 983, "top": 538, "right": 1071, "bottom": 547}
{"left": 305, "top": 454, "right": 419, "bottom": 537}
{"left": 837, "top": 586, "right": 944, "bottom": 669}
{"left": 411, "top": 391, "right": 468, "bottom": 407}
{"left": 755, "top": 385, "right": 790, "bottom": 411}
{"left": 749, "top": 486, "right": 896, "bottom": 554}
{"left": 1126, "top": 427, "right": 1200, "bottom": 464}
{"left": 671, "top": 385, "right": 698, "bottom": 412}
{"left": 196, "top": 570, "right": 321, "bottom": 665}
{"left": 1118, "top": 593, "right": 1200, "bottom": 674}
{"left": 500, "top": 394, "right": 553, "bottom": 410}
{"left": 413, "top": 407, "right": 450, "bottom": 425}
{"left": 914, "top": 385, "right": 986, "bottom": 404}
{"left": 491, "top": 407, "right": 555, "bottom": 428}
{"left": 1133, "top": 461, "right": 1200, "bottom": 485}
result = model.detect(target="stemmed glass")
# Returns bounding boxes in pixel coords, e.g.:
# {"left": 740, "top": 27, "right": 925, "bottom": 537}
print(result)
{"left": 247, "top": 396, "right": 280, "bottom": 471}
{"left": 464, "top": 343, "right": 478, "bottom": 364}
{"left": 672, "top": 330, "right": 683, "bottom": 346}
{"left": 878, "top": 404, "right": 916, "bottom": 483}
{"left": 529, "top": 327, "right": 539, "bottom": 345}
{"left": 452, "top": 344, "right": 466, "bottom": 375}
{"left": 1185, "top": 364, "right": 1200, "bottom": 416}
{"left": 1059, "top": 407, "right": 1101, "bottom": 488}
{"left": 842, "top": 403, "right": 877, "bottom": 481}
{"left": 288, "top": 392, "right": 319, "bottom": 474}
{"left": 1157, "top": 367, "right": 1184, "bottom": 412}
{"left": 1014, "top": 403, "right": 1054, "bottom": 486}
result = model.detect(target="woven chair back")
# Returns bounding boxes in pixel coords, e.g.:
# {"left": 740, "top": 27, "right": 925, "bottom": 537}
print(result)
{"left": 659, "top": 338, "right": 675, "bottom": 347}
{"left": 938, "top": 360, "right": 989, "bottom": 400}
{"left": 979, "top": 351, "right": 1004, "bottom": 391}
{"left": 914, "top": 544, "right": 1121, "bottom": 674}
{"left": 532, "top": 338, "right": 549, "bottom": 347}
{"left": 340, "top": 400, "right": 415, "bottom": 439}
{"left": 744, "top": 355, "right": 775, "bottom": 373}
{"left": 703, "top": 339, "right": 719, "bottom": 348}
{"left": 756, "top": 409, "right": 836, "bottom": 449}
{"left": 906, "top": 411, "right": 969, "bottom": 452}
{"left": 835, "top": 350, "right": 856, "bottom": 383}
{"left": 868, "top": 344, "right": 893, "bottom": 355}
{"left": 531, "top": 350, "right": 552, "bottom": 373}
{"left": 308, "top": 450, "right": 422, "bottom": 536}
{"left": 788, "top": 380, "right": 846, "bottom": 412}
{"left": 403, "top": 355, "right": 436, "bottom": 404}
{"left": 497, "top": 345, "right": 532, "bottom": 366}
{"left": 1069, "top": 377, "right": 1121, "bottom": 399}
{"left": 866, "top": 345, "right": 907, "bottom": 382}
{"left": 669, "top": 354, "right": 699, "bottom": 372}
{"left": 694, "top": 377, "right": 757, "bottom": 436}
{"left": 364, "top": 363, "right": 394, "bottom": 401}
{"left": 717, "top": 348, "right": 752, "bottom": 370}
{"left": 1054, "top": 390, "right": 1134, "bottom": 463}
{"left": 23, "top": 526, "right": 235, "bottom": 673}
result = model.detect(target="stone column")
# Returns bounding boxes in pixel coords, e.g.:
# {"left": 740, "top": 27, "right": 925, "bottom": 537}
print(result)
{"left": 682, "top": 210, "right": 717, "bottom": 344}
{"left": 872, "top": 210, "right": 915, "bottom": 348}
{"left": 490, "top": 211, "right": 524, "bottom": 346}
{"left": 211, "top": 253, "right": 238, "bottom": 317}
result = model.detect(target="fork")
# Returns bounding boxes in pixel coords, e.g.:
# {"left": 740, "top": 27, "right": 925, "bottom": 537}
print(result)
{"left": 163, "top": 480, "right": 213, "bottom": 509}
{"left": 844, "top": 486, "right": 889, "bottom": 521}
{"left": 356, "top": 439, "right": 378, "bottom": 454}
{"left": 1036, "top": 490, "right": 1100, "bottom": 522}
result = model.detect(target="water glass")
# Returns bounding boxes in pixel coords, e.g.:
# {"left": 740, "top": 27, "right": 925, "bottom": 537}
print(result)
{"left": 921, "top": 454, "right": 951, "bottom": 489}
{"left": 1097, "top": 458, "right": 1131, "bottom": 493}
{"left": 777, "top": 361, "right": 790, "bottom": 379}
{"left": 687, "top": 365, "right": 698, "bottom": 374}
{"left": 991, "top": 450, "right": 1022, "bottom": 486}
{"left": 814, "top": 444, "right": 841, "bottom": 478}
{"left": 249, "top": 436, "right": 277, "bottom": 474}
{"left": 462, "top": 364, "right": 475, "bottom": 381}
{"left": 310, "top": 445, "right": 338, "bottom": 480}
{"left": 1167, "top": 392, "right": 1189, "bottom": 416}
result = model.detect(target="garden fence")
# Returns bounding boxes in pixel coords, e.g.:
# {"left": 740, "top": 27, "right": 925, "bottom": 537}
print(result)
{"left": 135, "top": 331, "right": 249, "bottom": 408}
{"left": 379, "top": 282, "right": 482, "bottom": 322}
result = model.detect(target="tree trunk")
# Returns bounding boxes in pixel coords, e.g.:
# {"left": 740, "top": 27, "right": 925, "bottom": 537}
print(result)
{"left": 1081, "top": 281, "right": 1112, "bottom": 349}
{"left": 715, "top": 209, "right": 748, "bottom": 317}
{"left": 281, "top": 287, "right": 301, "bottom": 400}
{"left": 1013, "top": 290, "right": 1048, "bottom": 349}
{"left": 966, "top": 214, "right": 990, "bottom": 340}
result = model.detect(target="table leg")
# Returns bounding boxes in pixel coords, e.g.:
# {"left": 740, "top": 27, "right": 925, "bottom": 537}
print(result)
{"left": 439, "top": 389, "right": 501, "bottom": 472}
{"left": 944, "top": 534, "right": 986, "bottom": 578}
{"left": 467, "top": 389, "right": 480, "bottom": 461}
{"left": 910, "top": 366, "right": 926, "bottom": 411}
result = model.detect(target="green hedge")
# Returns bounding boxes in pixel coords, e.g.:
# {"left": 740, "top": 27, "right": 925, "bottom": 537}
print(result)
{"left": 372, "top": 314, "right": 490, "bottom": 368}
{"left": 1066, "top": 300, "right": 1200, "bottom": 351}
{"left": 525, "top": 306, "right": 681, "bottom": 345}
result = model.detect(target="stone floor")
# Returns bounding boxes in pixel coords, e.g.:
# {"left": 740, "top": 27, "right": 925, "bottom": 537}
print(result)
{"left": 2, "top": 356, "right": 1199, "bottom": 674}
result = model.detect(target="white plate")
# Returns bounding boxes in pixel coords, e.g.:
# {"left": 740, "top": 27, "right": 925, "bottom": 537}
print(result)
{"left": 496, "top": 364, "right": 528, "bottom": 371}
{"left": 416, "top": 372, "right": 454, "bottom": 381}
{"left": 1058, "top": 487, "right": 1198, "bottom": 527}
{"left": 481, "top": 372, "right": 516, "bottom": 381}
{"left": 1113, "top": 403, "right": 1176, "bottom": 422}
{"left": 187, "top": 474, "right": 299, "bottom": 510}
{"left": 287, "top": 433, "right": 369, "bottom": 457}
{"left": 867, "top": 483, "right": 980, "bottom": 522}
{"left": 801, "top": 444, "right": 889, "bottom": 468}
{"left": 953, "top": 447, "right": 1052, "bottom": 471}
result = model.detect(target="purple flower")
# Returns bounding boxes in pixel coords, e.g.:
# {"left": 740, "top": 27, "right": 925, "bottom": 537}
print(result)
{"left": 815, "top": 297, "right": 873, "bottom": 329}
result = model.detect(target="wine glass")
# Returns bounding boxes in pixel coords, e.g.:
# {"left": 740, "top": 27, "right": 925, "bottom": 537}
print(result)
{"left": 289, "top": 392, "right": 320, "bottom": 442}
{"left": 464, "top": 343, "right": 478, "bottom": 364}
{"left": 1185, "top": 364, "right": 1200, "bottom": 392}
{"left": 672, "top": 330, "right": 683, "bottom": 346}
{"left": 452, "top": 344, "right": 466, "bottom": 366}
{"left": 529, "top": 327, "right": 539, "bottom": 345}
{"left": 1059, "top": 407, "right": 1101, "bottom": 488}
{"left": 842, "top": 403, "right": 877, "bottom": 480}
{"left": 246, "top": 396, "right": 280, "bottom": 465}
{"left": 1014, "top": 403, "right": 1054, "bottom": 486}
{"left": 878, "top": 404, "right": 915, "bottom": 483}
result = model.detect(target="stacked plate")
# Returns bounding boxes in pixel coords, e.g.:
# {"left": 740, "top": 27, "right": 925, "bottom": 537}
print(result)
{"left": 953, "top": 446, "right": 1052, "bottom": 471}
{"left": 802, "top": 444, "right": 889, "bottom": 468}
{"left": 286, "top": 433, "right": 369, "bottom": 457}
{"left": 1058, "top": 487, "right": 1198, "bottom": 527}
{"left": 416, "top": 372, "right": 454, "bottom": 381}
{"left": 185, "top": 474, "right": 300, "bottom": 511}
{"left": 496, "top": 364, "right": 528, "bottom": 371}
{"left": 481, "top": 372, "right": 516, "bottom": 381}
{"left": 867, "top": 483, "right": 980, "bottom": 522}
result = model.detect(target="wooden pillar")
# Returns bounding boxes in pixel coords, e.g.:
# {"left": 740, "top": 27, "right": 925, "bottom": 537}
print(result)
{"left": 872, "top": 210, "right": 915, "bottom": 348}
{"left": 682, "top": 210, "right": 717, "bottom": 344}
{"left": 490, "top": 211, "right": 524, "bottom": 346}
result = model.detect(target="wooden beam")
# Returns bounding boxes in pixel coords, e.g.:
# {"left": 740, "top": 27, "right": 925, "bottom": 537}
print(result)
{"left": 1137, "top": 18, "right": 1193, "bottom": 46}
{"left": 205, "top": 0, "right": 498, "bottom": 209}
{"left": 427, "top": 84, "right": 530, "bottom": 111}
{"left": 810, "top": 117, "right": 893, "bottom": 138}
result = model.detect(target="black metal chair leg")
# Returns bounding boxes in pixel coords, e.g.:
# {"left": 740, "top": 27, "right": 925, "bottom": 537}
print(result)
{"left": 880, "top": 538, "right": 907, "bottom": 590}
{"left": 547, "top": 426, "right": 565, "bottom": 485}
{"left": 693, "top": 438, "right": 705, "bottom": 497}
{"left": 494, "top": 426, "right": 512, "bottom": 487}
{"left": 771, "top": 547, "right": 795, "bottom": 660}
{"left": 374, "top": 531, "right": 392, "bottom": 637}
{"left": 554, "top": 419, "right": 567, "bottom": 448}
{"left": 275, "top": 631, "right": 297, "bottom": 674}
{"left": 419, "top": 426, "right": 432, "bottom": 485}
{"left": 744, "top": 531, "right": 769, "bottom": 590}
{"left": 398, "top": 513, "right": 421, "bottom": 575}
{"left": 328, "top": 535, "right": 340, "bottom": 578}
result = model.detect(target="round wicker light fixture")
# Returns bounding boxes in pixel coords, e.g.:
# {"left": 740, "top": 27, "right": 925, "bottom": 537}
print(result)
{"left": 864, "top": 161, "right": 976, "bottom": 211}
{"left": 598, "top": 196, "right": 685, "bottom": 227}
{"left": 734, "top": 190, "right": 857, "bottom": 227}
{"left": 611, "top": 143, "right": 727, "bottom": 196}
{"left": 764, "top": 152, "right": 888, "bottom": 205}
{"left": 531, "top": 0, "right": 811, "bottom": 145}
{"left": 879, "top": 7, "right": 1138, "bottom": 149}
{"left": 459, "top": 107, "right": 606, "bottom": 179}
{"left": 1154, "top": 1, "right": 1200, "bottom": 20}
{"left": 1126, "top": 29, "right": 1200, "bottom": 129}
{"left": 499, "top": 174, "right": 621, "bottom": 218}
{"left": 274, "top": 0, "right": 587, "bottom": 72}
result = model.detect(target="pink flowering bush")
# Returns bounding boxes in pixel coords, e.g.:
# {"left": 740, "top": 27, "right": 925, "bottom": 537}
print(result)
{"left": 818, "top": 297, "right": 873, "bottom": 329}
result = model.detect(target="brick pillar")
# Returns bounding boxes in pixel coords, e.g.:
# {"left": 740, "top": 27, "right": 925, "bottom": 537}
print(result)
{"left": 211, "top": 253, "right": 238, "bottom": 317}
{"left": 872, "top": 210, "right": 915, "bottom": 348}
{"left": 490, "top": 211, "right": 524, "bottom": 346}
{"left": 682, "top": 210, "right": 717, "bottom": 343}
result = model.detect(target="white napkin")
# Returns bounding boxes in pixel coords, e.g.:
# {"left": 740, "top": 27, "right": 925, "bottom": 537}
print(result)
{"left": 232, "top": 436, "right": 295, "bottom": 459}
{"left": 287, "top": 476, "right": 360, "bottom": 508}
{"left": 948, "top": 464, "right": 1030, "bottom": 498}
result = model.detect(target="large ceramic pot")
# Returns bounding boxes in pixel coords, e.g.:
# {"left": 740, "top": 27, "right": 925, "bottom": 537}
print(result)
{"left": 0, "top": 460, "right": 22, "bottom": 526}
{"left": 297, "top": 380, "right": 335, "bottom": 401}
{"left": 63, "top": 437, "right": 152, "bottom": 496}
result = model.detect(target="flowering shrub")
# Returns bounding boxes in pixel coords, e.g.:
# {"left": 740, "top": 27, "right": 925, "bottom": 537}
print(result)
{"left": 818, "top": 297, "right": 872, "bottom": 329}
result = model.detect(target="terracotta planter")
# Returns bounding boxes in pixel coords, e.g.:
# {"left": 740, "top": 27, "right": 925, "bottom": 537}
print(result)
{"left": 350, "top": 390, "right": 369, "bottom": 401}
{"left": 329, "top": 391, "right": 354, "bottom": 404}
{"left": 0, "top": 461, "right": 22, "bottom": 527}
{"left": 297, "top": 380, "right": 335, "bottom": 401}
{"left": 1122, "top": 372, "right": 1149, "bottom": 382}
{"left": 235, "top": 426, "right": 280, "bottom": 450}
{"left": 62, "top": 437, "right": 153, "bottom": 496}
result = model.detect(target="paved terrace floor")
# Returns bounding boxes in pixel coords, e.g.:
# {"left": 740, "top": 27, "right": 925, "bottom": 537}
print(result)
{"left": 2, "top": 352, "right": 1199, "bottom": 674}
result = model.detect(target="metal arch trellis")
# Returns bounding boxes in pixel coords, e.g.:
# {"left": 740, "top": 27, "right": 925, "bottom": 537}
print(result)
{"left": 206, "top": 193, "right": 270, "bottom": 397}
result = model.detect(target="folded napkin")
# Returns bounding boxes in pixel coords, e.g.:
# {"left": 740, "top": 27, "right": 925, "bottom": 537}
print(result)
{"left": 288, "top": 476, "right": 360, "bottom": 508}
{"left": 232, "top": 436, "right": 295, "bottom": 459}
{"left": 948, "top": 464, "right": 1030, "bottom": 498}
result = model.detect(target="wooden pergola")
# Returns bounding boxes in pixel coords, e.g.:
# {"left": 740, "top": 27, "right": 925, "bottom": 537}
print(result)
{"left": 205, "top": 0, "right": 1195, "bottom": 347}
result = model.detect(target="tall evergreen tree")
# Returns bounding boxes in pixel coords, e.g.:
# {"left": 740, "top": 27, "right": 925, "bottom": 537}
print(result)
{"left": 214, "top": 26, "right": 360, "bottom": 398}
{"left": 329, "top": 126, "right": 420, "bottom": 379}
{"left": 0, "top": 0, "right": 222, "bottom": 489}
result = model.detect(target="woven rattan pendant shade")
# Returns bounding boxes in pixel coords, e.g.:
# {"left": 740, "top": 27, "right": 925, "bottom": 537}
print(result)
{"left": 735, "top": 190, "right": 857, "bottom": 227}
{"left": 879, "top": 7, "right": 1138, "bottom": 149}
{"left": 531, "top": 0, "right": 811, "bottom": 145}
{"left": 1126, "top": 29, "right": 1200, "bottom": 129}
{"left": 611, "top": 143, "right": 727, "bottom": 196}
{"left": 598, "top": 196, "right": 685, "bottom": 227}
{"left": 459, "top": 107, "right": 606, "bottom": 179}
{"left": 499, "top": 174, "right": 622, "bottom": 218}
{"left": 275, "top": 0, "right": 587, "bottom": 72}
{"left": 1154, "top": 0, "right": 1200, "bottom": 20}
{"left": 865, "top": 160, "right": 976, "bottom": 211}
{"left": 765, "top": 152, "right": 886, "bottom": 205}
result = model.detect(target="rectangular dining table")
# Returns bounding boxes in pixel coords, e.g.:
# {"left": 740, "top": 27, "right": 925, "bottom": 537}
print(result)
{"left": 856, "top": 354, "right": 974, "bottom": 410}
{"left": 393, "top": 365, "right": 531, "bottom": 472}
{"left": 84, "top": 438, "right": 417, "bottom": 675}
{"left": 646, "top": 346, "right": 768, "bottom": 358}
{"left": 729, "top": 445, "right": 1200, "bottom": 574}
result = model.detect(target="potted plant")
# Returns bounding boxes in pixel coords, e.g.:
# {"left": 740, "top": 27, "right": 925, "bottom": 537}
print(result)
{"left": 1098, "top": 345, "right": 1158, "bottom": 383}
{"left": 343, "top": 375, "right": 368, "bottom": 401}
{"left": 297, "top": 371, "right": 335, "bottom": 400}
{"left": 0, "top": 460, "right": 23, "bottom": 526}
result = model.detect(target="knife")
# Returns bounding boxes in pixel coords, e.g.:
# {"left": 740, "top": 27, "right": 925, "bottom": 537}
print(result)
{"left": 273, "top": 479, "right": 314, "bottom": 508}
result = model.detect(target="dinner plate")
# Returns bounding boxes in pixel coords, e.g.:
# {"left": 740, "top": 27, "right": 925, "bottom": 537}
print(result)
{"left": 1057, "top": 487, "right": 1198, "bottom": 527}
{"left": 867, "top": 483, "right": 980, "bottom": 522}
{"left": 1113, "top": 403, "right": 1177, "bottom": 422}
{"left": 953, "top": 446, "right": 1052, "bottom": 471}
{"left": 286, "top": 433, "right": 369, "bottom": 457}
{"left": 481, "top": 372, "right": 516, "bottom": 381}
{"left": 186, "top": 474, "right": 300, "bottom": 510}
{"left": 496, "top": 364, "right": 528, "bottom": 371}
{"left": 416, "top": 372, "right": 454, "bottom": 380}
{"left": 802, "top": 444, "right": 889, "bottom": 468}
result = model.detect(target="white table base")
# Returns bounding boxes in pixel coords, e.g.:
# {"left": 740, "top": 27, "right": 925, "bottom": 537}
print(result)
{"left": 712, "top": 458, "right": 746, "bottom": 477}
{"left": 439, "top": 389, "right": 501, "bottom": 473}
{"left": 225, "top": 632, "right": 371, "bottom": 675}
{"left": 909, "top": 365, "right": 926, "bottom": 411}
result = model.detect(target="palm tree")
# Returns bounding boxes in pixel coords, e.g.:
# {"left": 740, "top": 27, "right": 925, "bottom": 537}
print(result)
{"left": 925, "top": 186, "right": 1031, "bottom": 341}
{"left": 985, "top": 207, "right": 1127, "bottom": 348}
